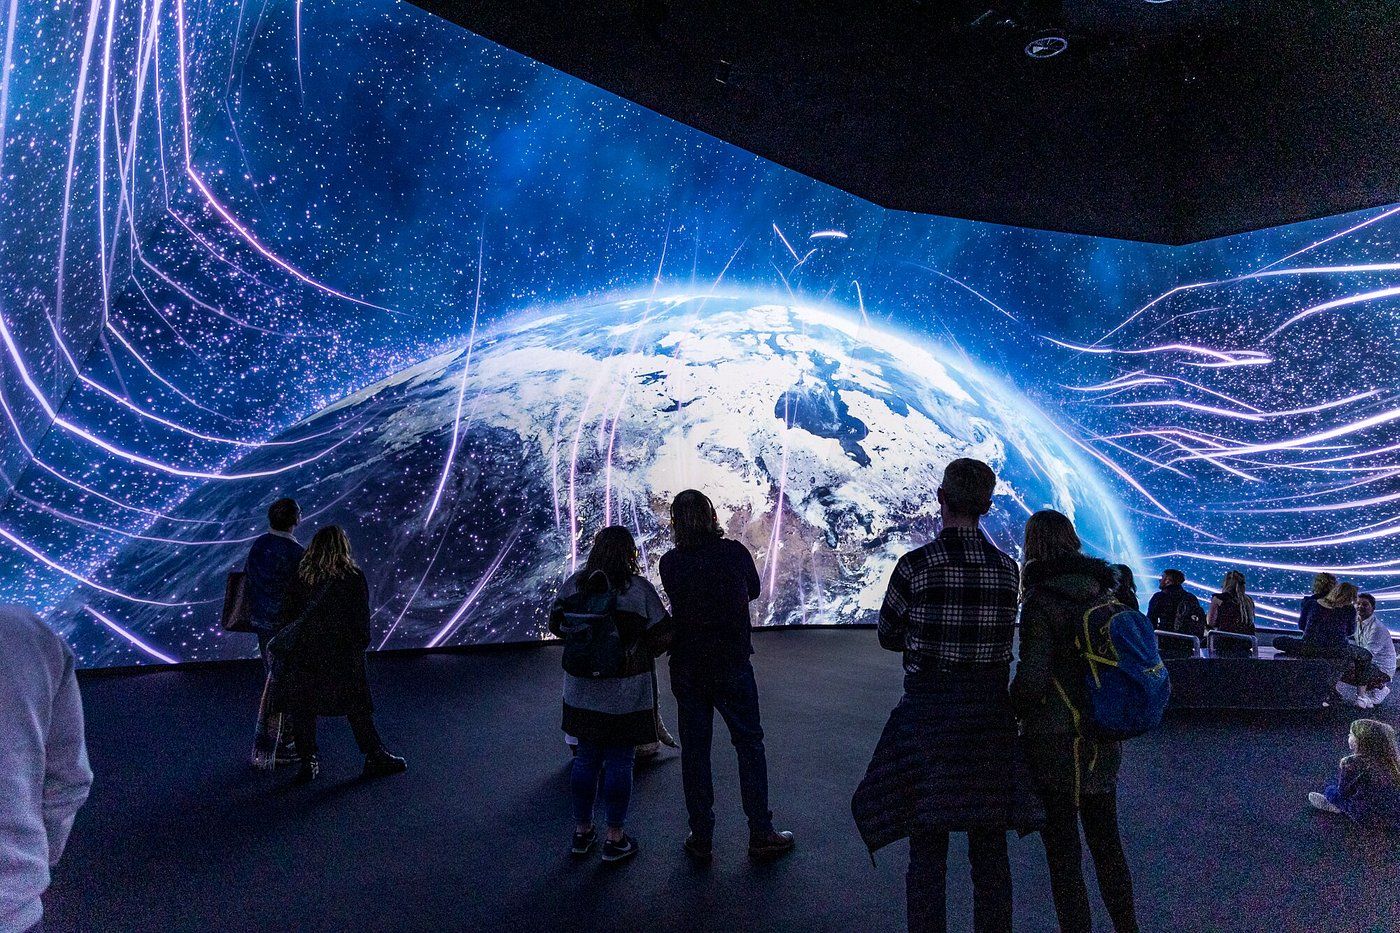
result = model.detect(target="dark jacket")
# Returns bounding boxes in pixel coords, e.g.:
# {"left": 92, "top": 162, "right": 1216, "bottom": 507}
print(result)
{"left": 1298, "top": 594, "right": 1321, "bottom": 632}
{"left": 1146, "top": 583, "right": 1190, "bottom": 633}
{"left": 1326, "top": 757, "right": 1400, "bottom": 833}
{"left": 852, "top": 666, "right": 1041, "bottom": 854}
{"left": 659, "top": 537, "right": 760, "bottom": 667}
{"left": 1303, "top": 603, "right": 1358, "bottom": 654}
{"left": 276, "top": 568, "right": 374, "bottom": 717}
{"left": 244, "top": 532, "right": 304, "bottom": 635}
{"left": 548, "top": 571, "right": 673, "bottom": 746}
{"left": 1012, "top": 552, "right": 1125, "bottom": 798}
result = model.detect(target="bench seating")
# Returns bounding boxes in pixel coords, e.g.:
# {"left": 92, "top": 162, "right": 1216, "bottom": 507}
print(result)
{"left": 1164, "top": 653, "right": 1344, "bottom": 711}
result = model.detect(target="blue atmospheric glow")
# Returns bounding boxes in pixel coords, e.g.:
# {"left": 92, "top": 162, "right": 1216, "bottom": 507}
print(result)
{"left": 0, "top": 0, "right": 1395, "bottom": 666}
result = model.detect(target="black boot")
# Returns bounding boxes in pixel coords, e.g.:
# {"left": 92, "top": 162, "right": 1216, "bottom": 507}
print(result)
{"left": 362, "top": 749, "right": 407, "bottom": 778}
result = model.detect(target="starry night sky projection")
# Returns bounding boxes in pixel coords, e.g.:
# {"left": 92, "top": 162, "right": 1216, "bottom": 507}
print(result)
{"left": 0, "top": 0, "right": 1395, "bottom": 666}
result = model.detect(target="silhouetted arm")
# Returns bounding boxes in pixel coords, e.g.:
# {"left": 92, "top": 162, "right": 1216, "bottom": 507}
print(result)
{"left": 350, "top": 572, "right": 372, "bottom": 651}
{"left": 741, "top": 543, "right": 761, "bottom": 602}
{"left": 43, "top": 647, "right": 92, "bottom": 866}
{"left": 1010, "top": 594, "right": 1053, "bottom": 715}
{"left": 877, "top": 557, "right": 912, "bottom": 652}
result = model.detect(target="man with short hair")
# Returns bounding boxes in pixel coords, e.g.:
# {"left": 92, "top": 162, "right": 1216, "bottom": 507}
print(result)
{"left": 1, "top": 605, "right": 92, "bottom": 933}
{"left": 854, "top": 458, "right": 1024, "bottom": 933}
{"left": 246, "top": 497, "right": 304, "bottom": 768}
{"left": 1147, "top": 569, "right": 1204, "bottom": 641}
{"left": 1340, "top": 594, "right": 1396, "bottom": 709}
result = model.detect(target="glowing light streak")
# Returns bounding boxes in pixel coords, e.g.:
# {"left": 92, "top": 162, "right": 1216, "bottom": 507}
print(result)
{"left": 425, "top": 229, "right": 484, "bottom": 525}
{"left": 84, "top": 607, "right": 179, "bottom": 664}
{"left": 173, "top": 0, "right": 398, "bottom": 315}
{"left": 904, "top": 262, "right": 1019, "bottom": 322}
{"left": 54, "top": 0, "right": 105, "bottom": 328}
{"left": 1048, "top": 337, "right": 1269, "bottom": 366}
{"left": 772, "top": 223, "right": 800, "bottom": 263}
{"left": 426, "top": 527, "right": 521, "bottom": 648}
{"left": 809, "top": 230, "right": 847, "bottom": 239}
{"left": 1255, "top": 205, "right": 1400, "bottom": 273}
{"left": 1266, "top": 285, "right": 1400, "bottom": 339}
{"left": 1154, "top": 551, "right": 1400, "bottom": 576}
{"left": 0, "top": 525, "right": 192, "bottom": 606}
{"left": 1101, "top": 390, "right": 1379, "bottom": 422}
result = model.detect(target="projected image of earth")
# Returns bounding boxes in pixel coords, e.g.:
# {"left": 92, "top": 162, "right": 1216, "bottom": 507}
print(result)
{"left": 92, "top": 297, "right": 1139, "bottom": 658}
{"left": 1, "top": 0, "right": 1396, "bottom": 665}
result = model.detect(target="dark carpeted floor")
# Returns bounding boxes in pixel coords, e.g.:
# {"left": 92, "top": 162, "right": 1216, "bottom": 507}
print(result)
{"left": 45, "top": 630, "right": 1400, "bottom": 932}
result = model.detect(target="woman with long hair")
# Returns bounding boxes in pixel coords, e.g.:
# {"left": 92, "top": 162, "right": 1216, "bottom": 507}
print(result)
{"left": 659, "top": 489, "right": 794, "bottom": 862}
{"left": 549, "top": 526, "right": 673, "bottom": 863}
{"left": 1274, "top": 582, "right": 1372, "bottom": 683}
{"left": 1298, "top": 571, "right": 1337, "bottom": 632}
{"left": 1308, "top": 719, "right": 1400, "bottom": 833}
{"left": 1011, "top": 509, "right": 1139, "bottom": 933}
{"left": 274, "top": 525, "right": 405, "bottom": 784}
{"left": 1207, "top": 570, "right": 1256, "bottom": 636}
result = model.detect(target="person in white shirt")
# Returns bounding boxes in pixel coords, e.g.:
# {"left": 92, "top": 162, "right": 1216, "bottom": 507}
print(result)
{"left": 0, "top": 605, "right": 92, "bottom": 933}
{"left": 1338, "top": 594, "right": 1396, "bottom": 710}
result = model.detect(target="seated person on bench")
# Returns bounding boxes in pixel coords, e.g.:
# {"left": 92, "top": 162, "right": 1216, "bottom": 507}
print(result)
{"left": 1337, "top": 594, "right": 1395, "bottom": 710}
{"left": 1275, "top": 582, "right": 1373, "bottom": 681}
{"left": 1207, "top": 570, "right": 1256, "bottom": 638}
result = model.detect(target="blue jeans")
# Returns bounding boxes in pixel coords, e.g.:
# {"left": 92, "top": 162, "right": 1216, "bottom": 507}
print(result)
{"left": 670, "top": 659, "right": 774, "bottom": 839}
{"left": 571, "top": 741, "right": 635, "bottom": 830}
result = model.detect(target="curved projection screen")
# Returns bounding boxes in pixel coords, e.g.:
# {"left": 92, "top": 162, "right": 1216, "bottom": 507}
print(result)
{"left": 0, "top": 0, "right": 1395, "bottom": 666}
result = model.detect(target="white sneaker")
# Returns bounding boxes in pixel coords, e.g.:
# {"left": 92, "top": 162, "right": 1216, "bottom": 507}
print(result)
{"left": 1308, "top": 792, "right": 1341, "bottom": 814}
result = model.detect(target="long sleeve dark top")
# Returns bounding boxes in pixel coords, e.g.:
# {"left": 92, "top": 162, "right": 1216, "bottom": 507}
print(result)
{"left": 244, "top": 532, "right": 304, "bottom": 634}
{"left": 1146, "top": 584, "right": 1189, "bottom": 631}
{"left": 659, "top": 537, "right": 761, "bottom": 667}
{"left": 1302, "top": 604, "right": 1357, "bottom": 653}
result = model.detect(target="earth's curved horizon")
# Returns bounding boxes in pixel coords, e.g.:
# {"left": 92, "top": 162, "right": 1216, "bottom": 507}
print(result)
{"left": 65, "top": 294, "right": 1142, "bottom": 666}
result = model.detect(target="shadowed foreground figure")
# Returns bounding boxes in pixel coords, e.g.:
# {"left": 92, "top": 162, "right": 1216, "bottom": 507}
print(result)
{"left": 854, "top": 458, "right": 1037, "bottom": 933}
{"left": 660, "top": 489, "right": 795, "bottom": 863}
{"left": 1012, "top": 510, "right": 1140, "bottom": 933}
{"left": 272, "top": 526, "right": 405, "bottom": 785}
{"left": 550, "top": 525, "right": 673, "bottom": 863}
{"left": 0, "top": 605, "right": 92, "bottom": 933}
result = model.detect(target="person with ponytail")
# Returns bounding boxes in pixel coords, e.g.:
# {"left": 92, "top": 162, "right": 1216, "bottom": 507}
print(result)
{"left": 274, "top": 525, "right": 405, "bottom": 785}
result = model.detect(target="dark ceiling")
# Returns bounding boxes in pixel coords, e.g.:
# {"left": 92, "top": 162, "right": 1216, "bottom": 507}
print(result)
{"left": 409, "top": 0, "right": 1400, "bottom": 244}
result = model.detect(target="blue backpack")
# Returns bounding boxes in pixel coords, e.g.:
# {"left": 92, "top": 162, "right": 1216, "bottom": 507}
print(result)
{"left": 1071, "top": 601, "right": 1171, "bottom": 740}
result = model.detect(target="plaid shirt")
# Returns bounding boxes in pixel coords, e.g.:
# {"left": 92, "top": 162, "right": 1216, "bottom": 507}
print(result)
{"left": 878, "top": 527, "right": 1021, "bottom": 674}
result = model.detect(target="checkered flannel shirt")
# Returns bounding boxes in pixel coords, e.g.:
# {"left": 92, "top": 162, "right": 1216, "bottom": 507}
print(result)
{"left": 878, "top": 527, "right": 1021, "bottom": 674}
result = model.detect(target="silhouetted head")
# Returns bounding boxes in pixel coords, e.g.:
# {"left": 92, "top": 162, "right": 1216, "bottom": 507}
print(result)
{"left": 268, "top": 497, "right": 300, "bottom": 532}
{"left": 1312, "top": 572, "right": 1338, "bottom": 597}
{"left": 936, "top": 458, "right": 996, "bottom": 521}
{"left": 1322, "top": 581, "right": 1358, "bottom": 609}
{"left": 583, "top": 525, "right": 641, "bottom": 591}
{"left": 1222, "top": 570, "right": 1247, "bottom": 600}
{"left": 670, "top": 490, "right": 723, "bottom": 549}
{"left": 1160, "top": 569, "right": 1185, "bottom": 589}
{"left": 1350, "top": 719, "right": 1400, "bottom": 782}
{"left": 299, "top": 525, "right": 357, "bottom": 586}
{"left": 1111, "top": 564, "right": 1137, "bottom": 594}
{"left": 1358, "top": 593, "right": 1376, "bottom": 619}
{"left": 1023, "top": 510, "right": 1081, "bottom": 564}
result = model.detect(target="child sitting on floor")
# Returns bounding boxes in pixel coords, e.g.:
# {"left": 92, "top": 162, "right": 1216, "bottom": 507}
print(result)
{"left": 1307, "top": 718, "right": 1400, "bottom": 833}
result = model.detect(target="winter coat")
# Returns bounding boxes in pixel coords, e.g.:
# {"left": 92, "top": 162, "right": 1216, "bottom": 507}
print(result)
{"left": 274, "top": 568, "right": 374, "bottom": 717}
{"left": 1012, "top": 551, "right": 1125, "bottom": 797}
{"left": 851, "top": 665, "right": 1043, "bottom": 854}
{"left": 548, "top": 571, "right": 673, "bottom": 747}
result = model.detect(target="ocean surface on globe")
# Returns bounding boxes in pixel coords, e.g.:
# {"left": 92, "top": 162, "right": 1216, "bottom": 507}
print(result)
{"left": 74, "top": 295, "right": 1142, "bottom": 665}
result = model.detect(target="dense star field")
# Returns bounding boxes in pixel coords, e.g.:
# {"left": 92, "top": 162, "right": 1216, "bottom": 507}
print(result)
{"left": 0, "top": 0, "right": 1395, "bottom": 665}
